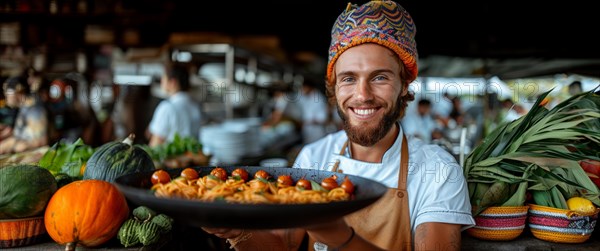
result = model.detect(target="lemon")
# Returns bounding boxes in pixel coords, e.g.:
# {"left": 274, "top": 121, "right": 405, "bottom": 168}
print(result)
{"left": 567, "top": 197, "right": 596, "bottom": 215}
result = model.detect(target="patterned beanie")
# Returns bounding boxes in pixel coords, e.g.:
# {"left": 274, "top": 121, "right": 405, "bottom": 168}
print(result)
{"left": 327, "top": 0, "right": 418, "bottom": 84}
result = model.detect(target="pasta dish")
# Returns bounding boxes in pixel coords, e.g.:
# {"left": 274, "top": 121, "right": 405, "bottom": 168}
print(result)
{"left": 150, "top": 167, "right": 354, "bottom": 204}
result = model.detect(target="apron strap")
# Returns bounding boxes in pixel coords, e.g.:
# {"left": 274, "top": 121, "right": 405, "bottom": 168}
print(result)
{"left": 398, "top": 133, "right": 409, "bottom": 191}
{"left": 331, "top": 140, "right": 349, "bottom": 173}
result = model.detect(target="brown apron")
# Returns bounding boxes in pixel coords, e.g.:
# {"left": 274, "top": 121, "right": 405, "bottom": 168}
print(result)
{"left": 309, "top": 134, "right": 411, "bottom": 251}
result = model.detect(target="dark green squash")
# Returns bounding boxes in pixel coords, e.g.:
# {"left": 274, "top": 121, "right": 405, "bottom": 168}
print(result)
{"left": 83, "top": 134, "right": 155, "bottom": 182}
{"left": 0, "top": 164, "right": 57, "bottom": 219}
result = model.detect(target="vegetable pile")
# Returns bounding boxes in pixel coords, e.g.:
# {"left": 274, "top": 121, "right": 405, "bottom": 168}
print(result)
{"left": 465, "top": 88, "right": 600, "bottom": 215}
{"left": 38, "top": 138, "right": 94, "bottom": 180}
{"left": 141, "top": 133, "right": 209, "bottom": 169}
{"left": 118, "top": 206, "right": 174, "bottom": 247}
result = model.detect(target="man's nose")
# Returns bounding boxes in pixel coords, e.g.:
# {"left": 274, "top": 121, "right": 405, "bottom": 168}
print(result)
{"left": 355, "top": 80, "right": 374, "bottom": 101}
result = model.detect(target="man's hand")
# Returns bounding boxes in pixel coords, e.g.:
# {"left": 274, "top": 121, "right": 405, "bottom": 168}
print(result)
{"left": 306, "top": 218, "right": 383, "bottom": 251}
{"left": 202, "top": 227, "right": 305, "bottom": 251}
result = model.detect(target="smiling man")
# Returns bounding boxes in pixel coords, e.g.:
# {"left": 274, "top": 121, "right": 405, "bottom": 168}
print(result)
{"left": 203, "top": 1, "right": 474, "bottom": 250}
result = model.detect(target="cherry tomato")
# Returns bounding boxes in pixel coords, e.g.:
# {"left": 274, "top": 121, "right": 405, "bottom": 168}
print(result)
{"left": 151, "top": 170, "right": 171, "bottom": 185}
{"left": 321, "top": 175, "right": 339, "bottom": 190}
{"left": 296, "top": 179, "right": 312, "bottom": 190}
{"left": 180, "top": 168, "right": 199, "bottom": 180}
{"left": 210, "top": 167, "right": 228, "bottom": 181}
{"left": 341, "top": 176, "right": 355, "bottom": 194}
{"left": 277, "top": 175, "right": 294, "bottom": 187}
{"left": 254, "top": 170, "right": 271, "bottom": 180}
{"left": 232, "top": 168, "right": 249, "bottom": 181}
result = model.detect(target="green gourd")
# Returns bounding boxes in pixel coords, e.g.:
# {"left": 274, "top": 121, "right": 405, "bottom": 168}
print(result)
{"left": 151, "top": 214, "right": 174, "bottom": 233}
{"left": 83, "top": 134, "right": 155, "bottom": 182}
{"left": 0, "top": 164, "right": 57, "bottom": 219}
{"left": 117, "top": 207, "right": 174, "bottom": 248}
{"left": 118, "top": 218, "right": 141, "bottom": 247}
{"left": 137, "top": 221, "right": 162, "bottom": 246}
{"left": 133, "top": 206, "right": 156, "bottom": 221}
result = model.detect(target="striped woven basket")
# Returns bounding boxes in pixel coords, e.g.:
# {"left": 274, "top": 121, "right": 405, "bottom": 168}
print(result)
{"left": 0, "top": 216, "right": 46, "bottom": 248}
{"left": 467, "top": 205, "right": 529, "bottom": 241}
{"left": 528, "top": 204, "right": 599, "bottom": 243}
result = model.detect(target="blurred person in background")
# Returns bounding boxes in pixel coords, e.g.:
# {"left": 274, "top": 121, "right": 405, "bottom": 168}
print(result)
{"left": 445, "top": 96, "right": 464, "bottom": 129}
{"left": 260, "top": 82, "right": 304, "bottom": 148}
{"left": 107, "top": 84, "right": 158, "bottom": 144}
{"left": 568, "top": 80, "right": 582, "bottom": 96}
{"left": 0, "top": 77, "right": 20, "bottom": 141}
{"left": 298, "top": 78, "right": 328, "bottom": 144}
{"left": 499, "top": 98, "right": 526, "bottom": 123}
{"left": 262, "top": 82, "right": 303, "bottom": 131}
{"left": 45, "top": 77, "right": 99, "bottom": 145}
{"left": 401, "top": 99, "right": 438, "bottom": 144}
{"left": 147, "top": 63, "right": 202, "bottom": 147}
{"left": 431, "top": 91, "right": 454, "bottom": 127}
{"left": 0, "top": 76, "right": 48, "bottom": 154}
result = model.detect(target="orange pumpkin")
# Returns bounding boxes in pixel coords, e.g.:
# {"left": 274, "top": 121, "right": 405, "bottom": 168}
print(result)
{"left": 44, "top": 180, "right": 129, "bottom": 251}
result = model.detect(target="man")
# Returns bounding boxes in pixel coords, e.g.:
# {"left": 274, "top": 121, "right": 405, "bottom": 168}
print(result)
{"left": 568, "top": 80, "right": 582, "bottom": 96}
{"left": 0, "top": 76, "right": 48, "bottom": 154}
{"left": 147, "top": 64, "right": 202, "bottom": 146}
{"left": 298, "top": 79, "right": 328, "bottom": 144}
{"left": 401, "top": 99, "right": 438, "bottom": 144}
{"left": 204, "top": 1, "right": 474, "bottom": 250}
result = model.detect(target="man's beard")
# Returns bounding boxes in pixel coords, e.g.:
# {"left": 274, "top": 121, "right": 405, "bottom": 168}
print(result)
{"left": 337, "top": 96, "right": 401, "bottom": 147}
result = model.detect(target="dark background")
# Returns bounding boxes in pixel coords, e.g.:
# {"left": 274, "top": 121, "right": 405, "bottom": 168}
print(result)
{"left": 166, "top": 0, "right": 599, "bottom": 59}
{"left": 1, "top": 0, "right": 598, "bottom": 78}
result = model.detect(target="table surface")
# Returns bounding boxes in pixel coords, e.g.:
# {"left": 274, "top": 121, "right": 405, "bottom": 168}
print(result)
{"left": 12, "top": 229, "right": 600, "bottom": 251}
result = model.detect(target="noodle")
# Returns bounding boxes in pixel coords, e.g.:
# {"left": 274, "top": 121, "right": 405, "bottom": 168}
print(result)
{"left": 151, "top": 172, "right": 353, "bottom": 204}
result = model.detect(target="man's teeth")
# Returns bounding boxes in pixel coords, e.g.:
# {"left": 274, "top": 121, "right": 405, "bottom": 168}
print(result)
{"left": 354, "top": 108, "right": 376, "bottom": 115}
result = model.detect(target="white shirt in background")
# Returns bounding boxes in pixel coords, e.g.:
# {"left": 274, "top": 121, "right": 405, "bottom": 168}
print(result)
{"left": 299, "top": 90, "right": 328, "bottom": 144}
{"left": 274, "top": 93, "right": 303, "bottom": 123}
{"left": 149, "top": 92, "right": 202, "bottom": 142}
{"left": 432, "top": 96, "right": 453, "bottom": 119}
{"left": 401, "top": 112, "right": 438, "bottom": 144}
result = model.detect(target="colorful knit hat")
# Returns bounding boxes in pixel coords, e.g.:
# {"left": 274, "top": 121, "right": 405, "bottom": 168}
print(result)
{"left": 327, "top": 0, "right": 418, "bottom": 84}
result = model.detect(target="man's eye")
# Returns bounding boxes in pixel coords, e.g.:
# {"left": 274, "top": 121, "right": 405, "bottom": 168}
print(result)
{"left": 340, "top": 77, "right": 355, "bottom": 83}
{"left": 373, "top": 75, "right": 387, "bottom": 81}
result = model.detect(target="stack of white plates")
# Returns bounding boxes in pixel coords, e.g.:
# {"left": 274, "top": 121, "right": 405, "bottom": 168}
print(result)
{"left": 200, "top": 118, "right": 263, "bottom": 165}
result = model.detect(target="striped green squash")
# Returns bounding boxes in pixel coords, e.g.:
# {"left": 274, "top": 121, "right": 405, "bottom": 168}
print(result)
{"left": 83, "top": 134, "right": 155, "bottom": 182}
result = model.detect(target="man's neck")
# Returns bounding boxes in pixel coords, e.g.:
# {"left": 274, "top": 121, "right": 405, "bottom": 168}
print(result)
{"left": 349, "top": 123, "right": 399, "bottom": 163}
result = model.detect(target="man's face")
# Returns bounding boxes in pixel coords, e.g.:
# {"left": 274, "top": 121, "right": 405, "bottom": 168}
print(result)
{"left": 334, "top": 44, "right": 406, "bottom": 146}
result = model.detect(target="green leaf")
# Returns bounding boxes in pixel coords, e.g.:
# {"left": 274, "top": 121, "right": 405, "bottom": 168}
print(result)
{"left": 310, "top": 180, "right": 328, "bottom": 192}
{"left": 38, "top": 138, "right": 93, "bottom": 178}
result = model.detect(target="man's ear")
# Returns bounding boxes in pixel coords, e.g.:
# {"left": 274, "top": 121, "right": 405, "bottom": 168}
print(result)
{"left": 400, "top": 84, "right": 409, "bottom": 96}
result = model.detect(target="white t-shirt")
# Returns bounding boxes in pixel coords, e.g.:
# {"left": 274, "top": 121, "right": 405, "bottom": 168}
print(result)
{"left": 298, "top": 90, "right": 328, "bottom": 144}
{"left": 292, "top": 128, "right": 475, "bottom": 233}
{"left": 432, "top": 96, "right": 453, "bottom": 118}
{"left": 401, "top": 112, "right": 438, "bottom": 144}
{"left": 274, "top": 94, "right": 303, "bottom": 123}
{"left": 149, "top": 92, "right": 202, "bottom": 142}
